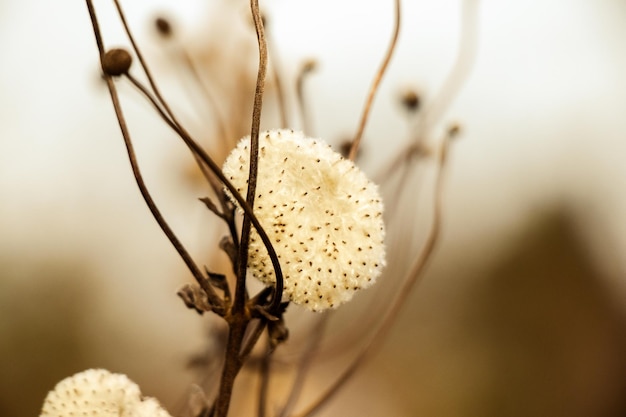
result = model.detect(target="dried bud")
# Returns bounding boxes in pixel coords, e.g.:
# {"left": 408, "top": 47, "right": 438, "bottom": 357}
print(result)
{"left": 447, "top": 122, "right": 461, "bottom": 138}
{"left": 301, "top": 59, "right": 317, "bottom": 74}
{"left": 155, "top": 16, "right": 173, "bottom": 37}
{"left": 102, "top": 48, "right": 132, "bottom": 76}
{"left": 222, "top": 129, "right": 386, "bottom": 311}
{"left": 400, "top": 89, "right": 421, "bottom": 112}
{"left": 39, "top": 369, "right": 172, "bottom": 417}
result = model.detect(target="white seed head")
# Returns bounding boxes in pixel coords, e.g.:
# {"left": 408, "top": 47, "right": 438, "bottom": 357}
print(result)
{"left": 39, "top": 369, "right": 172, "bottom": 417}
{"left": 222, "top": 129, "right": 386, "bottom": 311}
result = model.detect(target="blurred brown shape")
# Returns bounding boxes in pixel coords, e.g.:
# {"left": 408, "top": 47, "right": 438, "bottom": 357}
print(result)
{"left": 377, "top": 208, "right": 626, "bottom": 417}
{"left": 0, "top": 257, "right": 95, "bottom": 417}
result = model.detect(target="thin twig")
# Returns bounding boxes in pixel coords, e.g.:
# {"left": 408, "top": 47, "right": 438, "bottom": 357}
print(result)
{"left": 124, "top": 72, "right": 240, "bottom": 265}
{"left": 348, "top": 0, "right": 401, "bottom": 161}
{"left": 257, "top": 340, "right": 273, "bottom": 417}
{"left": 85, "top": 0, "right": 223, "bottom": 311}
{"left": 293, "top": 136, "right": 453, "bottom": 417}
{"left": 413, "top": 0, "right": 479, "bottom": 142}
{"left": 176, "top": 45, "right": 234, "bottom": 158}
{"left": 240, "top": 319, "right": 268, "bottom": 361}
{"left": 235, "top": 0, "right": 268, "bottom": 315}
{"left": 213, "top": 1, "right": 271, "bottom": 415}
{"left": 120, "top": 60, "right": 284, "bottom": 299}
{"left": 267, "top": 31, "right": 288, "bottom": 128}
{"left": 277, "top": 315, "right": 329, "bottom": 417}
{"left": 112, "top": 0, "right": 180, "bottom": 127}
{"left": 109, "top": 0, "right": 284, "bottom": 298}
{"left": 213, "top": 317, "right": 248, "bottom": 417}
{"left": 295, "top": 60, "right": 316, "bottom": 135}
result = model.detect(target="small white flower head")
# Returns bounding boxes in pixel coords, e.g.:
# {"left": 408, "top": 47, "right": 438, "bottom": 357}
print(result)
{"left": 222, "top": 129, "right": 386, "bottom": 311}
{"left": 39, "top": 369, "right": 172, "bottom": 417}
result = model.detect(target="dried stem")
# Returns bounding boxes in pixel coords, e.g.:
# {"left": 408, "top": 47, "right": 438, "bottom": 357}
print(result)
{"left": 235, "top": 0, "right": 268, "bottom": 315}
{"left": 112, "top": 0, "right": 180, "bottom": 126}
{"left": 295, "top": 60, "right": 316, "bottom": 135}
{"left": 124, "top": 73, "right": 238, "bottom": 253}
{"left": 413, "top": 0, "right": 479, "bottom": 142}
{"left": 267, "top": 31, "right": 288, "bottom": 128}
{"left": 277, "top": 315, "right": 329, "bottom": 417}
{"left": 294, "top": 135, "right": 453, "bottom": 417}
{"left": 213, "top": 0, "right": 272, "bottom": 415}
{"left": 257, "top": 340, "right": 273, "bottom": 417}
{"left": 176, "top": 45, "right": 233, "bottom": 157}
{"left": 91, "top": 0, "right": 283, "bottom": 290}
{"left": 347, "top": 0, "right": 401, "bottom": 161}
{"left": 118, "top": 53, "right": 284, "bottom": 304}
{"left": 85, "top": 0, "right": 223, "bottom": 311}
{"left": 240, "top": 320, "right": 268, "bottom": 361}
{"left": 109, "top": 1, "right": 277, "bottom": 268}
{"left": 86, "top": 2, "right": 284, "bottom": 414}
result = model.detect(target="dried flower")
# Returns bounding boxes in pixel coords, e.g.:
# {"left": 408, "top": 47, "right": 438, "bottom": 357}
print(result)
{"left": 39, "top": 369, "right": 172, "bottom": 417}
{"left": 222, "top": 129, "right": 386, "bottom": 311}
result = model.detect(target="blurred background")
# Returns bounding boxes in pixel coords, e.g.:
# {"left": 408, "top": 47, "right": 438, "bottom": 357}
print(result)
{"left": 1, "top": 0, "right": 625, "bottom": 416}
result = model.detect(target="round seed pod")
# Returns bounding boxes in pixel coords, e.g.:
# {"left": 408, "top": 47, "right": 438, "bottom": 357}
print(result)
{"left": 102, "top": 48, "right": 132, "bottom": 76}
{"left": 222, "top": 129, "right": 386, "bottom": 311}
{"left": 39, "top": 369, "right": 172, "bottom": 417}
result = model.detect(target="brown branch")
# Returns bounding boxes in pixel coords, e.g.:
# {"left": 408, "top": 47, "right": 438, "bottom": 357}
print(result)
{"left": 213, "top": 1, "right": 273, "bottom": 415}
{"left": 235, "top": 0, "right": 268, "bottom": 315}
{"left": 106, "top": 0, "right": 284, "bottom": 304}
{"left": 348, "top": 0, "right": 401, "bottom": 161}
{"left": 85, "top": 0, "right": 224, "bottom": 311}
{"left": 112, "top": 0, "right": 181, "bottom": 126}
{"left": 213, "top": 316, "right": 248, "bottom": 417}
{"left": 123, "top": 64, "right": 286, "bottom": 313}
{"left": 240, "top": 319, "right": 268, "bottom": 361}
{"left": 293, "top": 135, "right": 453, "bottom": 417}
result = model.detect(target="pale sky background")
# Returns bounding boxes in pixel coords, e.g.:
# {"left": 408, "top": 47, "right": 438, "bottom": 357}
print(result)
{"left": 1, "top": 0, "right": 625, "bottom": 415}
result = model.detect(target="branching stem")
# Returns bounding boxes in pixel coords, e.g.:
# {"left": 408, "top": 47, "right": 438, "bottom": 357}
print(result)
{"left": 348, "top": 0, "right": 401, "bottom": 161}
{"left": 85, "top": 0, "right": 223, "bottom": 310}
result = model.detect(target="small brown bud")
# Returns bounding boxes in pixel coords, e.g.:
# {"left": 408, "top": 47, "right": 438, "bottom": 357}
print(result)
{"left": 301, "top": 59, "right": 317, "bottom": 74}
{"left": 155, "top": 17, "right": 173, "bottom": 37}
{"left": 102, "top": 48, "right": 132, "bottom": 76}
{"left": 400, "top": 89, "right": 421, "bottom": 112}
{"left": 448, "top": 122, "right": 461, "bottom": 138}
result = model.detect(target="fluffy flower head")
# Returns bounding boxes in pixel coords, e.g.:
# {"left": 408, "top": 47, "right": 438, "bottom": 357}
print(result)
{"left": 39, "top": 369, "right": 172, "bottom": 417}
{"left": 222, "top": 129, "right": 386, "bottom": 311}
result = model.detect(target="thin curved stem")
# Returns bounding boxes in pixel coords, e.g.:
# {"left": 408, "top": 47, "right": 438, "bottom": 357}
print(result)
{"left": 176, "top": 45, "right": 234, "bottom": 158}
{"left": 213, "top": 1, "right": 272, "bottom": 415}
{"left": 267, "top": 31, "right": 288, "bottom": 129}
{"left": 123, "top": 73, "right": 238, "bottom": 246}
{"left": 257, "top": 340, "right": 273, "bottom": 417}
{"left": 120, "top": 66, "right": 284, "bottom": 305}
{"left": 108, "top": 0, "right": 284, "bottom": 311}
{"left": 413, "top": 0, "right": 480, "bottom": 142}
{"left": 112, "top": 0, "right": 181, "bottom": 127}
{"left": 85, "top": 0, "right": 223, "bottom": 311}
{"left": 295, "top": 60, "right": 316, "bottom": 136}
{"left": 293, "top": 136, "right": 453, "bottom": 417}
{"left": 278, "top": 314, "right": 329, "bottom": 417}
{"left": 348, "top": 0, "right": 401, "bottom": 161}
{"left": 235, "top": 0, "right": 268, "bottom": 315}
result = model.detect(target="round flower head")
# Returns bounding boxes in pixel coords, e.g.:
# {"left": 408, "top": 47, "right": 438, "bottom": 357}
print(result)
{"left": 222, "top": 129, "right": 386, "bottom": 311}
{"left": 39, "top": 369, "right": 172, "bottom": 417}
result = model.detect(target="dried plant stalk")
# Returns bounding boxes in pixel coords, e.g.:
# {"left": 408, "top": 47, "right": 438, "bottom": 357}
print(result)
{"left": 71, "top": 1, "right": 476, "bottom": 416}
